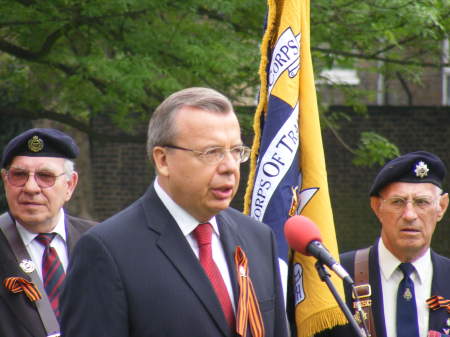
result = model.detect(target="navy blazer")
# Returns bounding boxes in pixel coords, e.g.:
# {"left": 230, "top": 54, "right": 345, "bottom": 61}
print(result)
{"left": 60, "top": 185, "right": 289, "bottom": 337}
{"left": 0, "top": 214, "right": 95, "bottom": 337}
{"left": 317, "top": 239, "right": 450, "bottom": 337}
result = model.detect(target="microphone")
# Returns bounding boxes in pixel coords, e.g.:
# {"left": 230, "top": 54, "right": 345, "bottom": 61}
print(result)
{"left": 284, "top": 215, "right": 354, "bottom": 284}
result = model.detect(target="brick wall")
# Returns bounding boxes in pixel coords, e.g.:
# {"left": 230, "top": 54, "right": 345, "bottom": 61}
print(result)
{"left": 90, "top": 116, "right": 153, "bottom": 221}
{"left": 88, "top": 106, "right": 450, "bottom": 257}
{"left": 2, "top": 107, "right": 448, "bottom": 257}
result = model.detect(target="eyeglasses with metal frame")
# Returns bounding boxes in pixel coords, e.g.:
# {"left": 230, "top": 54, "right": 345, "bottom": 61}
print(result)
{"left": 5, "top": 168, "right": 66, "bottom": 188}
{"left": 381, "top": 195, "right": 436, "bottom": 213}
{"left": 164, "top": 144, "right": 251, "bottom": 165}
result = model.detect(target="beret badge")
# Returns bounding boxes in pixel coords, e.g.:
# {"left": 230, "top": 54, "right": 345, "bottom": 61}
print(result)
{"left": 414, "top": 161, "right": 429, "bottom": 179}
{"left": 27, "top": 136, "right": 44, "bottom": 153}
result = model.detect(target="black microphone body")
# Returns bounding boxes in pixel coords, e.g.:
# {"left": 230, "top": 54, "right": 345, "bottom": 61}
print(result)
{"left": 307, "top": 240, "right": 354, "bottom": 285}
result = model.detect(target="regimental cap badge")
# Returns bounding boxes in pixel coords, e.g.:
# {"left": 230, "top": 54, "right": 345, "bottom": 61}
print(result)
{"left": 27, "top": 135, "right": 44, "bottom": 153}
{"left": 414, "top": 161, "right": 429, "bottom": 179}
{"left": 19, "top": 259, "right": 36, "bottom": 274}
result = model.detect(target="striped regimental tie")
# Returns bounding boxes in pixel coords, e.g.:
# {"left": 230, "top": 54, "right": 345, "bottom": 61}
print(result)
{"left": 35, "top": 233, "right": 66, "bottom": 320}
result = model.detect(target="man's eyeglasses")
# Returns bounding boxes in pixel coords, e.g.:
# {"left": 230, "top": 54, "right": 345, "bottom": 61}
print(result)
{"left": 164, "top": 145, "right": 251, "bottom": 165}
{"left": 381, "top": 196, "right": 436, "bottom": 213}
{"left": 5, "top": 168, "right": 66, "bottom": 188}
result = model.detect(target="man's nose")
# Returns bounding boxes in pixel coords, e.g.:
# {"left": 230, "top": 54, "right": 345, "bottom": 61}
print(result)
{"left": 218, "top": 151, "right": 240, "bottom": 172}
{"left": 22, "top": 174, "right": 41, "bottom": 192}
{"left": 402, "top": 201, "right": 418, "bottom": 220}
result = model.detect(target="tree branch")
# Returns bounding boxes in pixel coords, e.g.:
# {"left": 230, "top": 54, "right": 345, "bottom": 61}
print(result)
{"left": 321, "top": 114, "right": 356, "bottom": 154}
{"left": 0, "top": 108, "right": 146, "bottom": 143}
{"left": 396, "top": 72, "right": 413, "bottom": 105}
{"left": 312, "top": 46, "right": 449, "bottom": 68}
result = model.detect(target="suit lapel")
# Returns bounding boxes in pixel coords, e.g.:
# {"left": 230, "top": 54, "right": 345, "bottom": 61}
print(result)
{"left": 65, "top": 215, "right": 82, "bottom": 256}
{"left": 429, "top": 252, "right": 450, "bottom": 333}
{"left": 0, "top": 226, "right": 46, "bottom": 336}
{"left": 142, "top": 188, "right": 231, "bottom": 337}
{"left": 216, "top": 212, "right": 241, "bottom": 304}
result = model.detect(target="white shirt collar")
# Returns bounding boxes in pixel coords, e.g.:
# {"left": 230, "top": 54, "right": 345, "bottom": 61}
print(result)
{"left": 153, "top": 178, "right": 220, "bottom": 237}
{"left": 378, "top": 237, "right": 430, "bottom": 284}
{"left": 16, "top": 209, "right": 67, "bottom": 247}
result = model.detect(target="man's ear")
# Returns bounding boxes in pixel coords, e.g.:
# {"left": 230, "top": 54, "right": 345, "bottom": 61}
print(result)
{"left": 64, "top": 172, "right": 79, "bottom": 202}
{"left": 370, "top": 196, "right": 382, "bottom": 219}
{"left": 437, "top": 192, "right": 449, "bottom": 222}
{"left": 152, "top": 146, "right": 169, "bottom": 177}
{"left": 1, "top": 169, "right": 6, "bottom": 183}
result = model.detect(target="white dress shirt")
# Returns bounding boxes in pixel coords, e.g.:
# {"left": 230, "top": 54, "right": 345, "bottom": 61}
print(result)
{"left": 16, "top": 209, "right": 69, "bottom": 281}
{"left": 154, "top": 178, "right": 235, "bottom": 311}
{"left": 378, "top": 238, "right": 432, "bottom": 337}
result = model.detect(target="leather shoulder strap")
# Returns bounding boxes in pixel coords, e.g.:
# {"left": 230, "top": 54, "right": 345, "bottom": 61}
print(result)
{"left": 0, "top": 213, "right": 60, "bottom": 336}
{"left": 354, "top": 247, "right": 376, "bottom": 337}
{"left": 355, "top": 247, "right": 370, "bottom": 285}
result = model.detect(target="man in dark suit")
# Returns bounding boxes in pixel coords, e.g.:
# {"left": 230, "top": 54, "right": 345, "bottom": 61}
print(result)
{"left": 325, "top": 151, "right": 450, "bottom": 337}
{"left": 0, "top": 128, "right": 95, "bottom": 337}
{"left": 60, "top": 87, "right": 289, "bottom": 337}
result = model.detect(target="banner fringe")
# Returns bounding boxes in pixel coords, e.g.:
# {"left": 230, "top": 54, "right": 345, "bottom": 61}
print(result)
{"left": 297, "top": 306, "right": 348, "bottom": 337}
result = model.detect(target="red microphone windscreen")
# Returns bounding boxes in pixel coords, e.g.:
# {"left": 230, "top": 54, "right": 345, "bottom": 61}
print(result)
{"left": 284, "top": 215, "right": 322, "bottom": 255}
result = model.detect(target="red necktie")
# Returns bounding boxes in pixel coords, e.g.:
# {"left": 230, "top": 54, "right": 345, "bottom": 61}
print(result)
{"left": 35, "top": 233, "right": 66, "bottom": 320}
{"left": 193, "top": 223, "right": 235, "bottom": 328}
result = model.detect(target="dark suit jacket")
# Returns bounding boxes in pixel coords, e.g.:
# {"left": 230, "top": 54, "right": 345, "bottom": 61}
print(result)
{"left": 317, "top": 239, "right": 450, "bottom": 337}
{"left": 60, "top": 185, "right": 288, "bottom": 337}
{"left": 0, "top": 213, "right": 95, "bottom": 337}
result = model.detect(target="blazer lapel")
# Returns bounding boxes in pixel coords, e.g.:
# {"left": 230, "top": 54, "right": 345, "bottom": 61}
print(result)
{"left": 65, "top": 215, "right": 82, "bottom": 256}
{"left": 428, "top": 251, "right": 450, "bottom": 333}
{"left": 0, "top": 229, "right": 46, "bottom": 336}
{"left": 216, "top": 211, "right": 241, "bottom": 305}
{"left": 141, "top": 188, "right": 231, "bottom": 337}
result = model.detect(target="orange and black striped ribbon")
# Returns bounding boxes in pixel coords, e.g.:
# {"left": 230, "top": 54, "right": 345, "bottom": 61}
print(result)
{"left": 3, "top": 277, "right": 42, "bottom": 302}
{"left": 234, "top": 246, "right": 265, "bottom": 337}
{"left": 427, "top": 295, "right": 450, "bottom": 313}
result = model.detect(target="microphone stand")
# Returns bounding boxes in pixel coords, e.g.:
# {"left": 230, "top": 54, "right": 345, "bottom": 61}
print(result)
{"left": 314, "top": 261, "right": 368, "bottom": 337}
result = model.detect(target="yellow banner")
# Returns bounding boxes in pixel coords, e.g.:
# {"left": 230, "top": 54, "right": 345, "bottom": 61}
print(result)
{"left": 244, "top": 0, "right": 348, "bottom": 336}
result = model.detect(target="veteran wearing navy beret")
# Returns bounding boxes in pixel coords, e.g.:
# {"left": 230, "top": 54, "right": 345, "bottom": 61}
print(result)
{"left": 0, "top": 128, "right": 95, "bottom": 337}
{"left": 326, "top": 151, "right": 450, "bottom": 337}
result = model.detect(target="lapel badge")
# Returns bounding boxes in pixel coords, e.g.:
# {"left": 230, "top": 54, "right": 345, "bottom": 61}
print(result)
{"left": 447, "top": 318, "right": 450, "bottom": 326}
{"left": 19, "top": 259, "right": 35, "bottom": 274}
{"left": 414, "top": 161, "right": 429, "bottom": 178}
{"left": 403, "top": 287, "right": 413, "bottom": 301}
{"left": 27, "top": 135, "right": 44, "bottom": 152}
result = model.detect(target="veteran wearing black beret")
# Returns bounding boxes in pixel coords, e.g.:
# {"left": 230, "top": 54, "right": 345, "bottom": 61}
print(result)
{"left": 325, "top": 151, "right": 450, "bottom": 337}
{"left": 0, "top": 128, "right": 95, "bottom": 337}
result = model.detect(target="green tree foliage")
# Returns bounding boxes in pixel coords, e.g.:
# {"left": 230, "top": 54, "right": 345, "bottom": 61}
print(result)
{"left": 0, "top": 0, "right": 448, "bottom": 163}
{"left": 0, "top": 0, "right": 264, "bottom": 134}
{"left": 313, "top": 0, "right": 449, "bottom": 70}
{"left": 352, "top": 132, "right": 400, "bottom": 167}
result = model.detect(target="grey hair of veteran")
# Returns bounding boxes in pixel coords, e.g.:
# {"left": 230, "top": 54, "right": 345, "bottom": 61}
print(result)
{"left": 63, "top": 159, "right": 76, "bottom": 180}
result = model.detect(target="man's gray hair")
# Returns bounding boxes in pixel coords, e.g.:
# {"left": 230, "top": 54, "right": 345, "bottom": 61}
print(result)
{"left": 63, "top": 159, "right": 76, "bottom": 180}
{"left": 146, "top": 87, "right": 234, "bottom": 164}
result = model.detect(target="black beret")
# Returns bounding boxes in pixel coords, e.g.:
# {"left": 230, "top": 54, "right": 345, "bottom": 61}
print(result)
{"left": 1, "top": 128, "right": 79, "bottom": 168}
{"left": 369, "top": 151, "right": 447, "bottom": 196}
